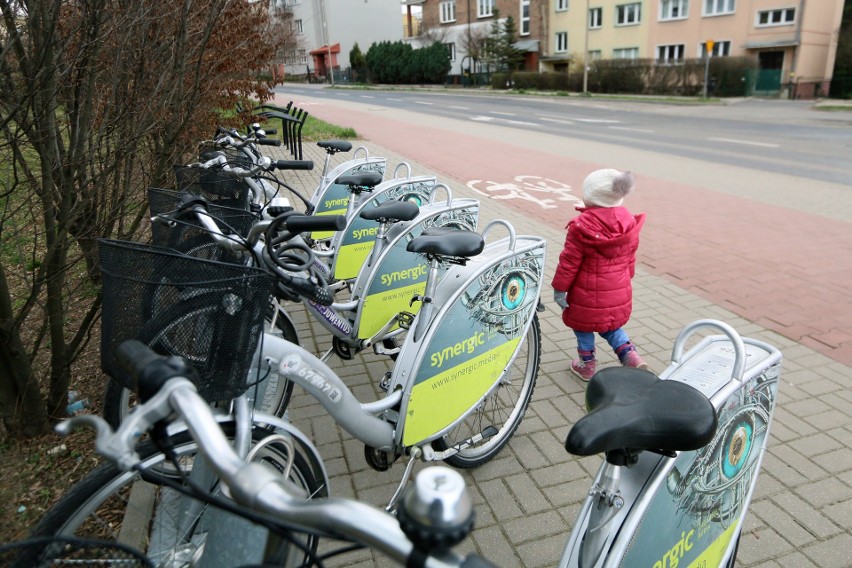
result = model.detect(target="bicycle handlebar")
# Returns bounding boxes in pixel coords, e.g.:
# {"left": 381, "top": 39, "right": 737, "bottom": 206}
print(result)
{"left": 59, "top": 341, "right": 497, "bottom": 568}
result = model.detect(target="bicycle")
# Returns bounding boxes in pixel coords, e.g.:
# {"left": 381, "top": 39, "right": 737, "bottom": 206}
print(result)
{"left": 39, "top": 340, "right": 499, "bottom": 567}
{"left": 560, "top": 319, "right": 781, "bottom": 568}
{"left": 39, "top": 317, "right": 780, "bottom": 567}
{"left": 101, "top": 207, "right": 545, "bottom": 496}
{"left": 33, "top": 233, "right": 337, "bottom": 566}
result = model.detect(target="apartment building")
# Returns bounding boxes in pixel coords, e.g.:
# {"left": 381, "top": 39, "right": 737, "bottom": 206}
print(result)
{"left": 413, "top": 0, "right": 547, "bottom": 75}
{"left": 273, "top": 0, "right": 403, "bottom": 80}
{"left": 410, "top": 1, "right": 842, "bottom": 96}
{"left": 545, "top": 0, "right": 844, "bottom": 97}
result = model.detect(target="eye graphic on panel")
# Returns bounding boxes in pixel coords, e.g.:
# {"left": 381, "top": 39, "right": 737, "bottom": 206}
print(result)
{"left": 462, "top": 250, "right": 543, "bottom": 339}
{"left": 381, "top": 181, "right": 435, "bottom": 207}
{"left": 666, "top": 367, "right": 779, "bottom": 528}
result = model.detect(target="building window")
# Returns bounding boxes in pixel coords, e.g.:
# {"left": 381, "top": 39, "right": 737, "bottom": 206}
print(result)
{"left": 700, "top": 40, "right": 731, "bottom": 57}
{"left": 613, "top": 47, "right": 638, "bottom": 59}
{"left": 285, "top": 49, "right": 307, "bottom": 65}
{"left": 589, "top": 7, "right": 603, "bottom": 28}
{"left": 660, "top": 0, "right": 688, "bottom": 20}
{"left": 556, "top": 0, "right": 569, "bottom": 11}
{"left": 520, "top": 0, "right": 531, "bottom": 35}
{"left": 616, "top": 3, "right": 641, "bottom": 25}
{"left": 556, "top": 32, "right": 568, "bottom": 53}
{"left": 478, "top": 0, "right": 494, "bottom": 17}
{"left": 757, "top": 8, "right": 795, "bottom": 26}
{"left": 657, "top": 44, "right": 685, "bottom": 63}
{"left": 703, "top": 0, "right": 735, "bottom": 16}
{"left": 588, "top": 49, "right": 602, "bottom": 60}
{"left": 440, "top": 1, "right": 456, "bottom": 23}
{"left": 444, "top": 42, "right": 456, "bottom": 61}
{"left": 293, "top": 19, "right": 303, "bottom": 34}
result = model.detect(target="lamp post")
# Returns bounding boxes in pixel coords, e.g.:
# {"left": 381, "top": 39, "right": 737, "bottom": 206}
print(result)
{"left": 582, "top": 0, "right": 589, "bottom": 94}
{"left": 321, "top": 0, "right": 334, "bottom": 85}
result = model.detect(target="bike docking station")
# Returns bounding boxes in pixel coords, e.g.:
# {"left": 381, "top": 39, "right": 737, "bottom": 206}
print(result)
{"left": 308, "top": 144, "right": 387, "bottom": 240}
{"left": 560, "top": 320, "right": 782, "bottom": 568}
{"left": 322, "top": 163, "right": 439, "bottom": 282}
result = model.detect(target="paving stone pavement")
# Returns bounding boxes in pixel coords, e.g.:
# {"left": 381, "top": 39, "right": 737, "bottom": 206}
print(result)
{"left": 266, "top": 137, "right": 852, "bottom": 568}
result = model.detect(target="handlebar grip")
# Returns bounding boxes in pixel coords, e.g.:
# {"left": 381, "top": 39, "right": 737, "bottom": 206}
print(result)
{"left": 283, "top": 214, "right": 345, "bottom": 234}
{"left": 115, "top": 340, "right": 200, "bottom": 403}
{"left": 289, "top": 276, "right": 334, "bottom": 306}
{"left": 257, "top": 138, "right": 281, "bottom": 146}
{"left": 263, "top": 128, "right": 278, "bottom": 135}
{"left": 116, "top": 340, "right": 162, "bottom": 382}
{"left": 274, "top": 160, "right": 314, "bottom": 171}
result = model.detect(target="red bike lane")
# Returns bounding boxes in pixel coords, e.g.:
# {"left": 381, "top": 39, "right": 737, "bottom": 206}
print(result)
{"left": 275, "top": 93, "right": 852, "bottom": 367}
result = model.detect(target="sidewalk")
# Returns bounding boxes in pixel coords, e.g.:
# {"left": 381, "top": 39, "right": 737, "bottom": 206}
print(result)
{"left": 269, "top": 140, "right": 852, "bottom": 568}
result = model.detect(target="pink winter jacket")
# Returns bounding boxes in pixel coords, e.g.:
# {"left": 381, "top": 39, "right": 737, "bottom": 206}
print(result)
{"left": 551, "top": 206, "right": 646, "bottom": 333}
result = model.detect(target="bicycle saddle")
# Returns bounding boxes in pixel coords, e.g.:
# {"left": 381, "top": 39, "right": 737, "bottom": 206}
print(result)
{"left": 565, "top": 367, "right": 717, "bottom": 458}
{"left": 317, "top": 140, "right": 353, "bottom": 154}
{"left": 336, "top": 172, "right": 382, "bottom": 191}
{"left": 406, "top": 227, "right": 485, "bottom": 258}
{"left": 359, "top": 200, "right": 419, "bottom": 223}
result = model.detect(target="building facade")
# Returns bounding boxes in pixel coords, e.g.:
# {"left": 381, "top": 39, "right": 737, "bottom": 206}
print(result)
{"left": 414, "top": 0, "right": 548, "bottom": 75}
{"left": 274, "top": 0, "right": 404, "bottom": 80}
{"left": 412, "top": 0, "right": 843, "bottom": 96}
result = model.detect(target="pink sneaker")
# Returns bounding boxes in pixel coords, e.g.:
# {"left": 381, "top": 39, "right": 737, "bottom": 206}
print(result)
{"left": 571, "top": 358, "right": 596, "bottom": 381}
{"left": 620, "top": 350, "right": 648, "bottom": 370}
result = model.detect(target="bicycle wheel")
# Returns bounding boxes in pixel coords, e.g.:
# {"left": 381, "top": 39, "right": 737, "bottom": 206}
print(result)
{"left": 31, "top": 425, "right": 327, "bottom": 566}
{"left": 433, "top": 313, "right": 540, "bottom": 468}
{"left": 103, "top": 294, "right": 298, "bottom": 429}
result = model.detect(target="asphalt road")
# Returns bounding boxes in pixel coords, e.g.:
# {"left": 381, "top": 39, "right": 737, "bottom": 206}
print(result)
{"left": 274, "top": 84, "right": 852, "bottom": 186}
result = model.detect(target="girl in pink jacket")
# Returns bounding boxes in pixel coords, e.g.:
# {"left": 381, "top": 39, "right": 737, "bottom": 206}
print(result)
{"left": 551, "top": 168, "right": 647, "bottom": 381}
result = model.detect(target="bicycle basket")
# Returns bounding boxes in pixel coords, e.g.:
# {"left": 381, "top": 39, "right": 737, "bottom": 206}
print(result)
{"left": 99, "top": 239, "right": 274, "bottom": 401}
{"left": 0, "top": 535, "right": 153, "bottom": 567}
{"left": 148, "top": 187, "right": 259, "bottom": 248}
{"left": 173, "top": 164, "right": 250, "bottom": 209}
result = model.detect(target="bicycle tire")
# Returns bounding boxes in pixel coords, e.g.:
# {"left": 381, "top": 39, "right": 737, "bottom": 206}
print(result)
{"left": 30, "top": 424, "right": 327, "bottom": 566}
{"left": 103, "top": 293, "right": 298, "bottom": 429}
{"left": 433, "top": 313, "right": 541, "bottom": 468}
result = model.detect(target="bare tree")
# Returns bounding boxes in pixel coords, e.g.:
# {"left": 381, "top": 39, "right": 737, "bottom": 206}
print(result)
{"left": 0, "top": 0, "right": 277, "bottom": 439}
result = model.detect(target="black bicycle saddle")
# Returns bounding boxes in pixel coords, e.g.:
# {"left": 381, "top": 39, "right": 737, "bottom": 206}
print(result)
{"left": 360, "top": 200, "right": 419, "bottom": 223}
{"left": 406, "top": 227, "right": 484, "bottom": 259}
{"left": 565, "top": 367, "right": 717, "bottom": 457}
{"left": 336, "top": 172, "right": 382, "bottom": 190}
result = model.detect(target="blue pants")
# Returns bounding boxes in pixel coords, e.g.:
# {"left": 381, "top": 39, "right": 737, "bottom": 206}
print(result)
{"left": 573, "top": 328, "right": 630, "bottom": 353}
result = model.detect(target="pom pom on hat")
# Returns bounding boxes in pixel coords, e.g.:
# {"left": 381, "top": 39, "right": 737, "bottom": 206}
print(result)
{"left": 582, "top": 169, "right": 635, "bottom": 208}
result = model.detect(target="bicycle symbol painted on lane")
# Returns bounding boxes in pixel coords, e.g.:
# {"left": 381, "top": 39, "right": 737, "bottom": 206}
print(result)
{"left": 466, "top": 176, "right": 583, "bottom": 209}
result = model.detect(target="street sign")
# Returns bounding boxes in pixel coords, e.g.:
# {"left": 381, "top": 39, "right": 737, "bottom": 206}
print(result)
{"left": 705, "top": 40, "right": 715, "bottom": 56}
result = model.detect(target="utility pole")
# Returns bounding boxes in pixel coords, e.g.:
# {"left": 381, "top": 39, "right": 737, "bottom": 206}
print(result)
{"left": 582, "top": 0, "right": 589, "bottom": 94}
{"left": 320, "top": 0, "right": 334, "bottom": 85}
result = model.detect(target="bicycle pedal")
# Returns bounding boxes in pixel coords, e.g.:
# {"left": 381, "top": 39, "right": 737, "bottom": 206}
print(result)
{"left": 374, "top": 340, "right": 400, "bottom": 358}
{"left": 397, "top": 312, "right": 415, "bottom": 330}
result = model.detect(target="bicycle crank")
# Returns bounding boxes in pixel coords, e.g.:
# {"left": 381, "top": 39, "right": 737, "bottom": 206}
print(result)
{"left": 364, "top": 445, "right": 399, "bottom": 472}
{"left": 423, "top": 425, "right": 499, "bottom": 461}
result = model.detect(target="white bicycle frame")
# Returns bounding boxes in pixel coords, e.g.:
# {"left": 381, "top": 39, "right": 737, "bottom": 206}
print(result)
{"left": 559, "top": 320, "right": 782, "bottom": 568}
{"left": 252, "top": 220, "right": 544, "bottom": 457}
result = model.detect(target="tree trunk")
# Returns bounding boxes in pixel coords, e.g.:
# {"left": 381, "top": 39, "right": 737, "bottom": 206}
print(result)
{"left": 0, "top": 263, "right": 50, "bottom": 439}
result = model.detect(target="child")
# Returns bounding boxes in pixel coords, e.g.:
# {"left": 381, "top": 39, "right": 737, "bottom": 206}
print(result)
{"left": 551, "top": 168, "right": 647, "bottom": 381}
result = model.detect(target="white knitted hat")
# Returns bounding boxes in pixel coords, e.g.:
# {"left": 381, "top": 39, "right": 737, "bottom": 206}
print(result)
{"left": 582, "top": 169, "right": 635, "bottom": 208}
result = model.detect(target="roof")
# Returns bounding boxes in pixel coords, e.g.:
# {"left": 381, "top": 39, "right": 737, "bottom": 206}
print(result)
{"left": 743, "top": 38, "right": 800, "bottom": 49}
{"left": 309, "top": 43, "right": 341, "bottom": 56}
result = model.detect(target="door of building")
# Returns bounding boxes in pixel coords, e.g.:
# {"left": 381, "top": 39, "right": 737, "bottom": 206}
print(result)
{"left": 755, "top": 51, "right": 784, "bottom": 94}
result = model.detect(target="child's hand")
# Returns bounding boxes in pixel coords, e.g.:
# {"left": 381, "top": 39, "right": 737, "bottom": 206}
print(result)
{"left": 553, "top": 290, "right": 568, "bottom": 309}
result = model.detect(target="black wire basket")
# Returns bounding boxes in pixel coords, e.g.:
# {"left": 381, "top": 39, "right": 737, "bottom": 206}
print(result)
{"left": 173, "top": 164, "right": 251, "bottom": 209}
{"left": 0, "top": 535, "right": 153, "bottom": 567}
{"left": 148, "top": 187, "right": 259, "bottom": 249}
{"left": 99, "top": 239, "right": 274, "bottom": 401}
